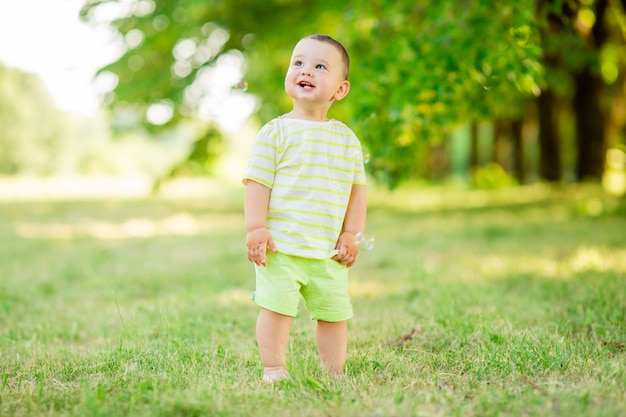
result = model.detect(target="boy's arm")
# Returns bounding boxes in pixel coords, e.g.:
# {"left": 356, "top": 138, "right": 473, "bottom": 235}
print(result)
{"left": 333, "top": 184, "right": 367, "bottom": 268}
{"left": 244, "top": 180, "right": 276, "bottom": 266}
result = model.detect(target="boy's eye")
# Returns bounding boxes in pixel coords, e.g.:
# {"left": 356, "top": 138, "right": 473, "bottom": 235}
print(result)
{"left": 294, "top": 60, "right": 303, "bottom": 66}
{"left": 316, "top": 64, "right": 326, "bottom": 69}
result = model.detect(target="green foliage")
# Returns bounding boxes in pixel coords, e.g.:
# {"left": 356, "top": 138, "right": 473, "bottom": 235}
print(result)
{"left": 80, "top": 0, "right": 346, "bottom": 127}
{"left": 0, "top": 65, "right": 68, "bottom": 175}
{"left": 343, "top": 0, "right": 543, "bottom": 187}
{"left": 534, "top": 0, "right": 609, "bottom": 96}
{"left": 80, "top": 0, "right": 349, "bottom": 183}
{"left": 473, "top": 163, "right": 520, "bottom": 189}
{"left": 152, "top": 124, "right": 223, "bottom": 191}
{"left": 0, "top": 185, "right": 625, "bottom": 416}
{"left": 80, "top": 0, "right": 626, "bottom": 187}
{"left": 81, "top": 0, "right": 544, "bottom": 187}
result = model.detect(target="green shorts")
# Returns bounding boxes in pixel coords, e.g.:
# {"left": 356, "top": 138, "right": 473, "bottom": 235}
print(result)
{"left": 252, "top": 251, "right": 353, "bottom": 322}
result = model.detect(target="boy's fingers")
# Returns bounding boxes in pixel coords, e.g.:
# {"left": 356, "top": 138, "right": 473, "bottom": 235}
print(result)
{"left": 257, "top": 243, "right": 268, "bottom": 266}
{"left": 334, "top": 247, "right": 351, "bottom": 263}
{"left": 246, "top": 243, "right": 266, "bottom": 266}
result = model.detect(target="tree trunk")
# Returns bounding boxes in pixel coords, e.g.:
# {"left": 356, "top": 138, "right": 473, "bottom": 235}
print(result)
{"left": 535, "top": 0, "right": 564, "bottom": 183}
{"left": 571, "top": 0, "right": 609, "bottom": 182}
{"left": 470, "top": 121, "right": 479, "bottom": 171}
{"left": 428, "top": 141, "right": 449, "bottom": 181}
{"left": 511, "top": 118, "right": 525, "bottom": 184}
{"left": 493, "top": 121, "right": 509, "bottom": 171}
{"left": 573, "top": 68, "right": 606, "bottom": 181}
{"left": 537, "top": 90, "right": 561, "bottom": 182}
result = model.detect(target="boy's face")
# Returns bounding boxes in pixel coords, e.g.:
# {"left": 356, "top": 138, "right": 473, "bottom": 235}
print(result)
{"left": 284, "top": 38, "right": 350, "bottom": 107}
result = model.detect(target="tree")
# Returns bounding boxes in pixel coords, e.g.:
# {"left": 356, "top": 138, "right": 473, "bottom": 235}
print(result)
{"left": 536, "top": 0, "right": 626, "bottom": 182}
{"left": 0, "top": 65, "right": 68, "bottom": 175}
{"left": 81, "top": 1, "right": 544, "bottom": 187}
{"left": 342, "top": 0, "right": 542, "bottom": 187}
{"left": 83, "top": 0, "right": 626, "bottom": 188}
{"left": 570, "top": 0, "right": 612, "bottom": 181}
{"left": 79, "top": 0, "right": 347, "bottom": 176}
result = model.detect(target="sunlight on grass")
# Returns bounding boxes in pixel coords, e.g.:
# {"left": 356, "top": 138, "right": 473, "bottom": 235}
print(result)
{"left": 476, "top": 246, "right": 626, "bottom": 280}
{"left": 15, "top": 212, "right": 242, "bottom": 240}
{"left": 480, "top": 246, "right": 626, "bottom": 279}
{"left": 349, "top": 280, "right": 390, "bottom": 299}
{"left": 368, "top": 182, "right": 555, "bottom": 212}
{"left": 0, "top": 176, "right": 244, "bottom": 201}
{"left": 568, "top": 246, "right": 624, "bottom": 273}
{"left": 217, "top": 289, "right": 254, "bottom": 307}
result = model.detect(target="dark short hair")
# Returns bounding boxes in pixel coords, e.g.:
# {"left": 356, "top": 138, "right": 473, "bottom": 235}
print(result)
{"left": 304, "top": 34, "right": 350, "bottom": 80}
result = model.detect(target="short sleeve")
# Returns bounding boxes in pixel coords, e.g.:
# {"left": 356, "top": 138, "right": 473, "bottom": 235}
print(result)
{"left": 242, "top": 121, "right": 278, "bottom": 188}
{"left": 352, "top": 137, "right": 367, "bottom": 186}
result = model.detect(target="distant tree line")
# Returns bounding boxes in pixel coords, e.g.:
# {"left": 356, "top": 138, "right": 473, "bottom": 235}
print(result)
{"left": 0, "top": 65, "right": 69, "bottom": 175}
{"left": 0, "top": 64, "right": 177, "bottom": 177}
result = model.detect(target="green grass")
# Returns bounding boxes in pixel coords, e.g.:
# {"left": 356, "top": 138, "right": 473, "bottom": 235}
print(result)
{"left": 1, "top": 184, "right": 624, "bottom": 417}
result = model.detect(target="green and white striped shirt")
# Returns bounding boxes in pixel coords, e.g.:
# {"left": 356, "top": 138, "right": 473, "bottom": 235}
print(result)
{"left": 244, "top": 117, "right": 366, "bottom": 259}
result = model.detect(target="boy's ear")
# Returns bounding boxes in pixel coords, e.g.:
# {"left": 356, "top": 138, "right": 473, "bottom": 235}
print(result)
{"left": 333, "top": 80, "right": 351, "bottom": 101}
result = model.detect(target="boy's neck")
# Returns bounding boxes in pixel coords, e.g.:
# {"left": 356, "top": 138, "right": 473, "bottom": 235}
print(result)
{"left": 285, "top": 103, "right": 333, "bottom": 122}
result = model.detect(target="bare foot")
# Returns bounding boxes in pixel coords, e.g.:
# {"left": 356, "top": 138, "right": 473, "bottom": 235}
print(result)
{"left": 262, "top": 366, "right": 290, "bottom": 383}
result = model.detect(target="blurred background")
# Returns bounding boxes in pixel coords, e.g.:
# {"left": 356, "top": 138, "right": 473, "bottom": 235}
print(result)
{"left": 1, "top": 0, "right": 625, "bottom": 199}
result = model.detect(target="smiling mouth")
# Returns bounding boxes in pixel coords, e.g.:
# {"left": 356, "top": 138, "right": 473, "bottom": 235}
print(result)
{"left": 298, "top": 81, "right": 314, "bottom": 88}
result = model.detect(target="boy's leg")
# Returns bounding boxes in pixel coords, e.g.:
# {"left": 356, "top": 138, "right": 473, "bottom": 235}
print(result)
{"left": 256, "top": 308, "right": 292, "bottom": 381}
{"left": 316, "top": 320, "right": 347, "bottom": 374}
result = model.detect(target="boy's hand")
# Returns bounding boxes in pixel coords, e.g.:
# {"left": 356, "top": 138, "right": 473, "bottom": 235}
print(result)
{"left": 333, "top": 231, "right": 360, "bottom": 268}
{"left": 246, "top": 227, "right": 276, "bottom": 266}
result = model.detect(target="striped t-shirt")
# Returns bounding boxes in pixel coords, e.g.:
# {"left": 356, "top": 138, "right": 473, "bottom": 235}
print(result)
{"left": 243, "top": 117, "right": 367, "bottom": 259}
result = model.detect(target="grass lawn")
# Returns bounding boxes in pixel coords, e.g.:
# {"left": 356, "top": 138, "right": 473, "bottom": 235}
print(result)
{"left": 0, "top": 184, "right": 624, "bottom": 417}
